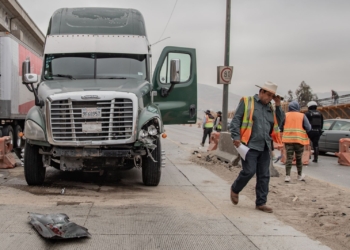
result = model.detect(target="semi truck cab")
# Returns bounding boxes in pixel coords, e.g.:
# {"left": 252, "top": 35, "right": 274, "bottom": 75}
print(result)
{"left": 22, "top": 7, "right": 197, "bottom": 186}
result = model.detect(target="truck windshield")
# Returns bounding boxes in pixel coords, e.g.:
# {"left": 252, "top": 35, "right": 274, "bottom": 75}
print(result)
{"left": 44, "top": 53, "right": 147, "bottom": 80}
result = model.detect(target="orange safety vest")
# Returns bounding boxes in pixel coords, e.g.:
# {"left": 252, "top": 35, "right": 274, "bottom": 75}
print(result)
{"left": 240, "top": 96, "right": 282, "bottom": 145}
{"left": 282, "top": 112, "right": 309, "bottom": 145}
{"left": 204, "top": 115, "right": 214, "bottom": 128}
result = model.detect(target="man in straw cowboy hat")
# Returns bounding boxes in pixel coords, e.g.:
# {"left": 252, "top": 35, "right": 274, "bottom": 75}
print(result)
{"left": 229, "top": 81, "right": 285, "bottom": 213}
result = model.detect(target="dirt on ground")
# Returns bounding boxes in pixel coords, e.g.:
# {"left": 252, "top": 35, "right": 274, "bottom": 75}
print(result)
{"left": 190, "top": 152, "right": 350, "bottom": 250}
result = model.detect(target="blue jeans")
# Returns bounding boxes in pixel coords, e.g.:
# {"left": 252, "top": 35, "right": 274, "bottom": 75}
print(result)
{"left": 231, "top": 146, "right": 270, "bottom": 206}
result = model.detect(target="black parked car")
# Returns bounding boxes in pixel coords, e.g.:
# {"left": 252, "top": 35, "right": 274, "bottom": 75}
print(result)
{"left": 319, "top": 119, "right": 350, "bottom": 154}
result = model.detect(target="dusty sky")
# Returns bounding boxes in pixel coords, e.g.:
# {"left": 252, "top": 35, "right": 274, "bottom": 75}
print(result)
{"left": 18, "top": 0, "right": 350, "bottom": 97}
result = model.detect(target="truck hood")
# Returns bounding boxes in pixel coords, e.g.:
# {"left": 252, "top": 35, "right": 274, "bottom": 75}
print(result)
{"left": 37, "top": 79, "right": 151, "bottom": 101}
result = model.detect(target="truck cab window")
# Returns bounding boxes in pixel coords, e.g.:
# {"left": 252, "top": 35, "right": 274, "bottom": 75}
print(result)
{"left": 44, "top": 53, "right": 95, "bottom": 79}
{"left": 159, "top": 52, "right": 191, "bottom": 84}
{"left": 96, "top": 53, "right": 147, "bottom": 80}
{"left": 44, "top": 53, "right": 147, "bottom": 80}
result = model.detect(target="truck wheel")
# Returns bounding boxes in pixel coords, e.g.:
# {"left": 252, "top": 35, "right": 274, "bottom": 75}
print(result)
{"left": 14, "top": 125, "right": 23, "bottom": 148}
{"left": 2, "top": 125, "right": 14, "bottom": 146}
{"left": 24, "top": 141, "right": 46, "bottom": 185}
{"left": 142, "top": 137, "right": 162, "bottom": 186}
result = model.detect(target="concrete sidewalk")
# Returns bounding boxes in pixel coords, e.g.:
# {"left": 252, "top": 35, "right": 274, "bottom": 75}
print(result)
{"left": 0, "top": 137, "right": 330, "bottom": 250}
{"left": 164, "top": 139, "right": 330, "bottom": 250}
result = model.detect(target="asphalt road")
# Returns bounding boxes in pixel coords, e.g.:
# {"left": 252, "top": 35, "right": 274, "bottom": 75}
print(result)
{"left": 165, "top": 125, "right": 350, "bottom": 190}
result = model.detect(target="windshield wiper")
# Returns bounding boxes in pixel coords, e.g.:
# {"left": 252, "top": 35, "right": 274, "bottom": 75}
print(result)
{"left": 98, "top": 77, "right": 127, "bottom": 79}
{"left": 51, "top": 74, "right": 76, "bottom": 80}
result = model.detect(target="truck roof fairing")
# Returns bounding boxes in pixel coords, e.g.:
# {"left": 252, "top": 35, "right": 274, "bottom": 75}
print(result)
{"left": 47, "top": 8, "right": 147, "bottom": 37}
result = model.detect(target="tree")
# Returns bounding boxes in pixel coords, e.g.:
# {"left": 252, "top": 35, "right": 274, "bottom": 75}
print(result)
{"left": 285, "top": 90, "right": 294, "bottom": 102}
{"left": 295, "top": 81, "right": 318, "bottom": 107}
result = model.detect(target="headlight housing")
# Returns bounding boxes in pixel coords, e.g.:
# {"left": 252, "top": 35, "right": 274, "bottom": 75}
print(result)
{"left": 139, "top": 118, "right": 161, "bottom": 139}
{"left": 139, "top": 129, "right": 149, "bottom": 139}
{"left": 24, "top": 120, "right": 46, "bottom": 141}
{"left": 148, "top": 125, "right": 158, "bottom": 136}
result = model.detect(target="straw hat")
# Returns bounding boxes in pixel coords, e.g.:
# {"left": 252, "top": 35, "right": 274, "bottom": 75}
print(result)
{"left": 255, "top": 81, "right": 278, "bottom": 94}
{"left": 256, "top": 81, "right": 284, "bottom": 100}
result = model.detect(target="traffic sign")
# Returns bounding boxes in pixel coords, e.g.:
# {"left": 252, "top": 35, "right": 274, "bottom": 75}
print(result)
{"left": 217, "top": 66, "right": 233, "bottom": 84}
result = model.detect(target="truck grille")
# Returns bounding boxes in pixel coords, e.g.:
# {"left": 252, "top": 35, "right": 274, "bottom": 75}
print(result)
{"left": 49, "top": 99, "right": 133, "bottom": 142}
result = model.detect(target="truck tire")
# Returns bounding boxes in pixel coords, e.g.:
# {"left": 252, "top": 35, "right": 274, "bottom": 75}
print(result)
{"left": 2, "top": 125, "right": 14, "bottom": 146}
{"left": 14, "top": 125, "right": 23, "bottom": 148}
{"left": 142, "top": 137, "right": 162, "bottom": 186}
{"left": 24, "top": 142, "right": 46, "bottom": 185}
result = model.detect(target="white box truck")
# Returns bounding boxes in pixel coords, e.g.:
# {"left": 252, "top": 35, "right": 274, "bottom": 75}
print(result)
{"left": 0, "top": 32, "right": 42, "bottom": 150}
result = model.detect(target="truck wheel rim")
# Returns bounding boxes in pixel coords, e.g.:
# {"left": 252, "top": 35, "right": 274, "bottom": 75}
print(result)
{"left": 17, "top": 133, "right": 22, "bottom": 148}
{"left": 9, "top": 131, "right": 14, "bottom": 146}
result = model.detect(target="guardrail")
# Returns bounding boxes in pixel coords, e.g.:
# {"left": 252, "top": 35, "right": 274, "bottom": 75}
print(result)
{"left": 317, "top": 94, "right": 350, "bottom": 107}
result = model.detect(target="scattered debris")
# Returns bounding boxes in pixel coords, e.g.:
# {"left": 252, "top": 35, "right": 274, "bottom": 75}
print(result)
{"left": 197, "top": 154, "right": 202, "bottom": 158}
{"left": 28, "top": 213, "right": 91, "bottom": 239}
{"left": 292, "top": 196, "right": 298, "bottom": 202}
{"left": 192, "top": 151, "right": 199, "bottom": 155}
{"left": 342, "top": 213, "right": 346, "bottom": 216}
{"left": 180, "top": 142, "right": 188, "bottom": 145}
{"left": 205, "top": 155, "right": 212, "bottom": 162}
{"left": 312, "top": 199, "right": 316, "bottom": 202}
{"left": 61, "top": 188, "right": 65, "bottom": 195}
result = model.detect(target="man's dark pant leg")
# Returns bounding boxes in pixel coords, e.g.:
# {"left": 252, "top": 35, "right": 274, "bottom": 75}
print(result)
{"left": 201, "top": 128, "right": 209, "bottom": 145}
{"left": 208, "top": 128, "right": 213, "bottom": 143}
{"left": 308, "top": 131, "right": 320, "bottom": 148}
{"left": 201, "top": 128, "right": 213, "bottom": 144}
{"left": 231, "top": 149, "right": 259, "bottom": 195}
{"left": 255, "top": 146, "right": 270, "bottom": 206}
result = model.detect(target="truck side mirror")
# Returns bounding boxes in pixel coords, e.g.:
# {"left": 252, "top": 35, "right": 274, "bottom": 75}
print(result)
{"left": 161, "top": 59, "right": 181, "bottom": 97}
{"left": 170, "top": 59, "right": 180, "bottom": 84}
{"left": 22, "top": 60, "right": 31, "bottom": 84}
{"left": 23, "top": 73, "right": 38, "bottom": 84}
{"left": 21, "top": 59, "right": 43, "bottom": 107}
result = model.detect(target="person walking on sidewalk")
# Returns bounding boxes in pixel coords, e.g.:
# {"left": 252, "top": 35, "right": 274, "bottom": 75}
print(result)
{"left": 214, "top": 111, "right": 222, "bottom": 132}
{"left": 305, "top": 101, "right": 324, "bottom": 163}
{"left": 200, "top": 110, "right": 214, "bottom": 147}
{"left": 230, "top": 81, "right": 285, "bottom": 213}
{"left": 282, "top": 101, "right": 311, "bottom": 182}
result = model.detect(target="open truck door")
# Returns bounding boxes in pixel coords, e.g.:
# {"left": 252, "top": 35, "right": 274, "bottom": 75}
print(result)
{"left": 152, "top": 46, "right": 197, "bottom": 125}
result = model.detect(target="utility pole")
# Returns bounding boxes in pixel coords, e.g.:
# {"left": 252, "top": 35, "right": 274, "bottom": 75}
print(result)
{"left": 221, "top": 0, "right": 231, "bottom": 131}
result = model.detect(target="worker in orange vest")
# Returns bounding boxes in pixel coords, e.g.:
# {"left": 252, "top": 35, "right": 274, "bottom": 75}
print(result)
{"left": 281, "top": 101, "right": 311, "bottom": 182}
{"left": 200, "top": 110, "right": 214, "bottom": 147}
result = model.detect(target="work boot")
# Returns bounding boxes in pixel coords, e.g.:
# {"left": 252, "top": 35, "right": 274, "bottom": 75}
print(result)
{"left": 256, "top": 204, "right": 273, "bottom": 213}
{"left": 312, "top": 147, "right": 319, "bottom": 163}
{"left": 200, "top": 143, "right": 204, "bottom": 147}
{"left": 230, "top": 190, "right": 239, "bottom": 205}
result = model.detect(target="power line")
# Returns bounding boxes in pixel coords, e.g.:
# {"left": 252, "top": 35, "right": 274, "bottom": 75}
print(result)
{"left": 158, "top": 0, "right": 178, "bottom": 42}
{"left": 151, "top": 36, "right": 171, "bottom": 47}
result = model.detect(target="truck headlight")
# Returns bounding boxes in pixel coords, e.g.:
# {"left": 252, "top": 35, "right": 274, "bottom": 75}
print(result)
{"left": 148, "top": 125, "right": 158, "bottom": 136}
{"left": 139, "top": 129, "right": 149, "bottom": 139}
{"left": 24, "top": 120, "right": 46, "bottom": 141}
